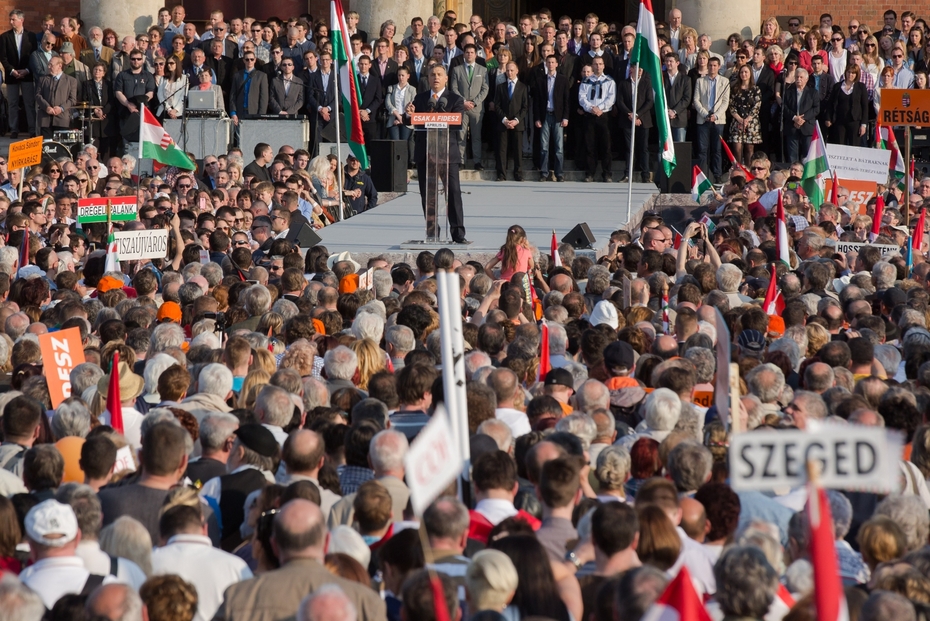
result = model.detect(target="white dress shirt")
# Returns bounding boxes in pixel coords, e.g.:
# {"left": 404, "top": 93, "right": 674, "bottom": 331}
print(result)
{"left": 474, "top": 498, "right": 518, "bottom": 525}
{"left": 151, "top": 534, "right": 253, "bottom": 621}
{"left": 75, "top": 540, "right": 147, "bottom": 589}
{"left": 579, "top": 75, "right": 616, "bottom": 113}
{"left": 100, "top": 406, "right": 143, "bottom": 449}
{"left": 20, "top": 556, "right": 121, "bottom": 609}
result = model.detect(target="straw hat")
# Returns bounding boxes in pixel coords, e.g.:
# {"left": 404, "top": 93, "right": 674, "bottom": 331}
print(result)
{"left": 97, "top": 361, "right": 145, "bottom": 402}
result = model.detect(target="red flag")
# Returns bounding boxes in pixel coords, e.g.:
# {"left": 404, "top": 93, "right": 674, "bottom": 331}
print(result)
{"left": 538, "top": 321, "right": 551, "bottom": 381}
{"left": 429, "top": 575, "right": 451, "bottom": 621}
{"left": 550, "top": 230, "right": 562, "bottom": 268}
{"left": 720, "top": 138, "right": 754, "bottom": 180}
{"left": 870, "top": 195, "right": 884, "bottom": 242}
{"left": 643, "top": 566, "right": 713, "bottom": 621}
{"left": 107, "top": 351, "right": 124, "bottom": 434}
{"left": 830, "top": 172, "right": 839, "bottom": 205}
{"left": 914, "top": 208, "right": 926, "bottom": 252}
{"left": 672, "top": 232, "right": 682, "bottom": 250}
{"left": 762, "top": 264, "right": 785, "bottom": 315}
{"left": 807, "top": 484, "right": 849, "bottom": 621}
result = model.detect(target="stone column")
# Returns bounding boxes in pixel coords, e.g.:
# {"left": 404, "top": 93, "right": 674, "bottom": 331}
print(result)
{"left": 675, "top": 0, "right": 760, "bottom": 55}
{"left": 81, "top": 0, "right": 160, "bottom": 36}
{"left": 355, "top": 0, "right": 433, "bottom": 43}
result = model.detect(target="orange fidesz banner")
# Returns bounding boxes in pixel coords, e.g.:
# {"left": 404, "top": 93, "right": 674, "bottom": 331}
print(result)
{"left": 38, "top": 327, "right": 85, "bottom": 408}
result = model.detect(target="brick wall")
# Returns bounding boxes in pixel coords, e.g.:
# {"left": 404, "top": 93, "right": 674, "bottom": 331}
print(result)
{"left": 760, "top": 0, "right": 890, "bottom": 32}
{"left": 0, "top": 0, "right": 81, "bottom": 32}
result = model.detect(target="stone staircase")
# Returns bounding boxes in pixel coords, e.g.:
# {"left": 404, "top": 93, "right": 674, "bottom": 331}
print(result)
{"left": 409, "top": 155, "right": 655, "bottom": 184}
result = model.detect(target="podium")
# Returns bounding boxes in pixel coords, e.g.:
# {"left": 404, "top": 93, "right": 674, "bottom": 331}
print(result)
{"left": 164, "top": 118, "right": 231, "bottom": 159}
{"left": 406, "top": 111, "right": 462, "bottom": 244}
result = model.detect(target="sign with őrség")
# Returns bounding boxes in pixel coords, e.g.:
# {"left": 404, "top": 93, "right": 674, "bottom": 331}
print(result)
{"left": 729, "top": 424, "right": 902, "bottom": 493}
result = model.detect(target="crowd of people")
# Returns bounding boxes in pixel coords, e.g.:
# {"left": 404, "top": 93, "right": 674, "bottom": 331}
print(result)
{"left": 1, "top": 5, "right": 930, "bottom": 621}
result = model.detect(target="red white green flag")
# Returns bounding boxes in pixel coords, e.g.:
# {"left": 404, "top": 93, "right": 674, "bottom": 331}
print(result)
{"left": 139, "top": 107, "right": 195, "bottom": 170}
{"left": 630, "top": 0, "right": 675, "bottom": 176}
{"left": 331, "top": 0, "right": 369, "bottom": 168}
{"left": 775, "top": 189, "right": 791, "bottom": 266}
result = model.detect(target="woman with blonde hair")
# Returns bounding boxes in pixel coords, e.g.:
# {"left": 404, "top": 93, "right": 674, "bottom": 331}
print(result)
{"left": 806, "top": 323, "right": 831, "bottom": 358}
{"left": 678, "top": 27, "right": 698, "bottom": 72}
{"left": 594, "top": 446, "right": 631, "bottom": 502}
{"left": 349, "top": 338, "right": 385, "bottom": 391}
{"left": 851, "top": 214, "right": 872, "bottom": 241}
{"left": 238, "top": 369, "right": 271, "bottom": 409}
{"left": 755, "top": 17, "right": 780, "bottom": 50}
{"left": 309, "top": 155, "right": 341, "bottom": 223}
{"left": 466, "top": 550, "right": 519, "bottom": 614}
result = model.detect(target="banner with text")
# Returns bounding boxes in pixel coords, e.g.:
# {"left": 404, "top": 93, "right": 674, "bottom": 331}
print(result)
{"left": 729, "top": 424, "right": 902, "bottom": 493}
{"left": 77, "top": 197, "right": 138, "bottom": 224}
{"left": 834, "top": 241, "right": 902, "bottom": 254}
{"left": 8, "top": 137, "right": 43, "bottom": 171}
{"left": 113, "top": 229, "right": 169, "bottom": 261}
{"left": 38, "top": 327, "right": 85, "bottom": 408}
{"left": 825, "top": 144, "right": 892, "bottom": 184}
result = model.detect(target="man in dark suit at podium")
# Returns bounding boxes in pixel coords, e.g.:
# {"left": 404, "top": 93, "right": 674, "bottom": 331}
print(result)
{"left": 404, "top": 65, "right": 468, "bottom": 244}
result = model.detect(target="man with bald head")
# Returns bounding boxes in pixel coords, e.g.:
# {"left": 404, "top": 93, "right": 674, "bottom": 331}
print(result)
{"left": 652, "top": 335, "right": 680, "bottom": 360}
{"left": 86, "top": 583, "right": 144, "bottom": 620}
{"left": 550, "top": 273, "right": 574, "bottom": 294}
{"left": 488, "top": 368, "right": 531, "bottom": 437}
{"left": 803, "top": 362, "right": 834, "bottom": 394}
{"left": 525, "top": 440, "right": 567, "bottom": 485}
{"left": 680, "top": 497, "right": 709, "bottom": 542}
{"left": 297, "top": 585, "right": 358, "bottom": 621}
{"left": 279, "top": 429, "right": 341, "bottom": 515}
{"left": 213, "top": 499, "right": 385, "bottom": 621}
{"left": 5, "top": 311, "right": 29, "bottom": 340}
{"left": 641, "top": 228, "right": 668, "bottom": 253}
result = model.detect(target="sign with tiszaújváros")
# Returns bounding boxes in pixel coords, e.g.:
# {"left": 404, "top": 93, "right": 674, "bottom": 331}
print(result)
{"left": 113, "top": 229, "right": 168, "bottom": 261}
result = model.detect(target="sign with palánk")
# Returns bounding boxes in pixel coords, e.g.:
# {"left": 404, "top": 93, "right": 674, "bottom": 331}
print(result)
{"left": 77, "top": 197, "right": 138, "bottom": 223}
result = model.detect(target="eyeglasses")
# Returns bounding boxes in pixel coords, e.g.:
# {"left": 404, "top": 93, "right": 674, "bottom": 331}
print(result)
{"left": 270, "top": 214, "right": 284, "bottom": 220}
{"left": 269, "top": 265, "right": 282, "bottom": 272}
{"left": 177, "top": 183, "right": 192, "bottom": 189}
{"left": 131, "top": 57, "right": 144, "bottom": 61}
{"left": 833, "top": 38, "right": 844, "bottom": 42}
{"left": 751, "top": 166, "right": 767, "bottom": 171}
{"left": 234, "top": 239, "right": 249, "bottom": 245}
{"left": 138, "top": 38, "right": 149, "bottom": 43}
{"left": 88, "top": 165, "right": 99, "bottom": 169}
{"left": 893, "top": 53, "right": 904, "bottom": 58}
{"left": 252, "top": 28, "right": 262, "bottom": 33}
{"left": 244, "top": 57, "right": 256, "bottom": 62}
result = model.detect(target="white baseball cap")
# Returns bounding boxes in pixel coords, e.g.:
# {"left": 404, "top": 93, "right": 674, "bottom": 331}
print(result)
{"left": 25, "top": 500, "right": 78, "bottom": 547}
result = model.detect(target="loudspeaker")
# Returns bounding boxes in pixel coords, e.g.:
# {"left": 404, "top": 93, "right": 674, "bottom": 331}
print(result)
{"left": 658, "top": 142, "right": 692, "bottom": 194}
{"left": 562, "top": 223, "right": 596, "bottom": 249}
{"left": 290, "top": 221, "right": 322, "bottom": 249}
{"left": 368, "top": 140, "right": 409, "bottom": 192}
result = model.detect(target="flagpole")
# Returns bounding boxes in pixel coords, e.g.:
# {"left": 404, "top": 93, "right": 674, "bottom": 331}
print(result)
{"left": 626, "top": 65, "right": 638, "bottom": 225}
{"left": 333, "top": 60, "right": 345, "bottom": 223}
{"left": 906, "top": 126, "right": 912, "bottom": 229}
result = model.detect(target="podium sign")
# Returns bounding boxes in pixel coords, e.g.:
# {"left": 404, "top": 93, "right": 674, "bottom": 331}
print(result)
{"left": 412, "top": 113, "right": 462, "bottom": 242}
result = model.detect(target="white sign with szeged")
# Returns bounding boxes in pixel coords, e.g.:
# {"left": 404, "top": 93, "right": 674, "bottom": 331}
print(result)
{"left": 729, "top": 424, "right": 902, "bottom": 493}
{"left": 825, "top": 144, "right": 892, "bottom": 185}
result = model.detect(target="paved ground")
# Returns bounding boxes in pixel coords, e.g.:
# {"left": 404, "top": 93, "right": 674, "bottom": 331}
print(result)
{"left": 317, "top": 178, "right": 659, "bottom": 265}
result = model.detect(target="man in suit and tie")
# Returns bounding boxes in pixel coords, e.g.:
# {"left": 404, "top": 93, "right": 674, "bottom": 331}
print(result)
{"left": 206, "top": 38, "right": 234, "bottom": 98}
{"left": 81, "top": 27, "right": 114, "bottom": 69}
{"left": 185, "top": 48, "right": 210, "bottom": 82}
{"left": 407, "top": 41, "right": 429, "bottom": 91}
{"left": 404, "top": 64, "right": 468, "bottom": 243}
{"left": 617, "top": 66, "right": 655, "bottom": 183}
{"left": 372, "top": 38, "right": 399, "bottom": 138}
{"left": 493, "top": 61, "right": 528, "bottom": 182}
{"left": 693, "top": 57, "right": 730, "bottom": 182}
{"left": 450, "top": 43, "right": 489, "bottom": 170}
{"left": 308, "top": 52, "right": 337, "bottom": 152}
{"left": 663, "top": 53, "right": 691, "bottom": 142}
{"left": 356, "top": 55, "right": 383, "bottom": 148}
{"left": 782, "top": 68, "right": 819, "bottom": 163}
{"left": 448, "top": 34, "right": 486, "bottom": 71}
{"left": 0, "top": 10, "right": 38, "bottom": 138}
{"left": 270, "top": 57, "right": 304, "bottom": 115}
{"left": 36, "top": 56, "right": 77, "bottom": 138}
{"left": 534, "top": 54, "right": 571, "bottom": 182}
{"left": 230, "top": 50, "right": 269, "bottom": 126}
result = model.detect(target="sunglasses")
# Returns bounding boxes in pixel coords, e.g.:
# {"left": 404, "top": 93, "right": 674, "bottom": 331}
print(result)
{"left": 178, "top": 184, "right": 192, "bottom": 189}
{"left": 234, "top": 239, "right": 249, "bottom": 245}
{"left": 833, "top": 38, "right": 844, "bottom": 42}
{"left": 244, "top": 57, "right": 256, "bottom": 61}
{"left": 866, "top": 43, "right": 876, "bottom": 47}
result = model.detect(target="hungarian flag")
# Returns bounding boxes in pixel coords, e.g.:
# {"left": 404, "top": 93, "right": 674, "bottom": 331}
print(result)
{"left": 807, "top": 483, "right": 849, "bottom": 621}
{"left": 17, "top": 230, "right": 29, "bottom": 277}
{"left": 908, "top": 158, "right": 915, "bottom": 195}
{"left": 691, "top": 166, "right": 712, "bottom": 202}
{"left": 630, "top": 0, "right": 675, "bottom": 176}
{"left": 641, "top": 566, "right": 713, "bottom": 621}
{"left": 720, "top": 137, "right": 753, "bottom": 179}
{"left": 331, "top": 0, "right": 369, "bottom": 168}
{"left": 829, "top": 172, "right": 839, "bottom": 205}
{"left": 537, "top": 321, "right": 551, "bottom": 381}
{"left": 550, "top": 230, "right": 562, "bottom": 268}
{"left": 876, "top": 123, "right": 906, "bottom": 188}
{"left": 672, "top": 229, "right": 682, "bottom": 249}
{"left": 104, "top": 224, "right": 120, "bottom": 274}
{"left": 762, "top": 263, "right": 785, "bottom": 315}
{"left": 870, "top": 195, "right": 884, "bottom": 242}
{"left": 698, "top": 213, "right": 716, "bottom": 235}
{"left": 139, "top": 107, "right": 195, "bottom": 170}
{"left": 775, "top": 189, "right": 791, "bottom": 266}
{"left": 106, "top": 351, "right": 124, "bottom": 434}
{"left": 802, "top": 121, "right": 830, "bottom": 209}
{"left": 914, "top": 208, "right": 926, "bottom": 253}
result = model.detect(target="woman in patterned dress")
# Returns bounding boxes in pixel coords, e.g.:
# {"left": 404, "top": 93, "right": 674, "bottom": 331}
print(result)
{"left": 728, "top": 64, "right": 762, "bottom": 165}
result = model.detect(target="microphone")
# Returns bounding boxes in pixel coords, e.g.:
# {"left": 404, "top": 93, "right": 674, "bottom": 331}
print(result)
{"left": 437, "top": 97, "right": 448, "bottom": 111}
{"left": 427, "top": 98, "right": 436, "bottom": 111}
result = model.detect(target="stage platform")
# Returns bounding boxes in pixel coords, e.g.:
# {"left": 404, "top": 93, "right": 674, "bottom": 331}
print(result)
{"left": 316, "top": 180, "right": 659, "bottom": 265}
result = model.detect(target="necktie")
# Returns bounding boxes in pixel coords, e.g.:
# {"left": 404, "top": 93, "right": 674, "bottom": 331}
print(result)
{"left": 467, "top": 65, "right": 473, "bottom": 81}
{"left": 508, "top": 81, "right": 514, "bottom": 98}
{"left": 95, "top": 47, "right": 99, "bottom": 60}
{"left": 361, "top": 75, "right": 367, "bottom": 89}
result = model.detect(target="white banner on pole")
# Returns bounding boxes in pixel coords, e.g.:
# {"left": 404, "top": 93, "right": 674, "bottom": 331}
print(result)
{"left": 436, "top": 271, "right": 470, "bottom": 481}
{"left": 825, "top": 144, "right": 892, "bottom": 185}
{"left": 404, "top": 404, "right": 463, "bottom": 516}
{"left": 834, "top": 241, "right": 902, "bottom": 255}
{"left": 714, "top": 308, "right": 731, "bottom": 429}
{"left": 112, "top": 229, "right": 169, "bottom": 261}
{"left": 729, "top": 424, "right": 902, "bottom": 493}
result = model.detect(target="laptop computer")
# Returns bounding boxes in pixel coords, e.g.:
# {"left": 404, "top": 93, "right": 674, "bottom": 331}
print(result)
{"left": 188, "top": 90, "right": 217, "bottom": 110}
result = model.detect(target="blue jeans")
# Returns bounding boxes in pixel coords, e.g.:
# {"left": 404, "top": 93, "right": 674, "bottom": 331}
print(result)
{"left": 671, "top": 127, "right": 686, "bottom": 142}
{"left": 695, "top": 122, "right": 722, "bottom": 179}
{"left": 539, "top": 111, "right": 564, "bottom": 177}
{"left": 388, "top": 124, "right": 412, "bottom": 141}
{"left": 785, "top": 128, "right": 811, "bottom": 165}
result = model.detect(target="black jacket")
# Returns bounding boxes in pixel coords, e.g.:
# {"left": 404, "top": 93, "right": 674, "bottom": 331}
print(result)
{"left": 493, "top": 80, "right": 528, "bottom": 131}
{"left": 356, "top": 71, "right": 383, "bottom": 117}
{"left": 532, "top": 72, "right": 571, "bottom": 122}
{"left": 829, "top": 80, "right": 869, "bottom": 125}
{"left": 617, "top": 76, "right": 656, "bottom": 129}
{"left": 344, "top": 169, "right": 378, "bottom": 213}
{"left": 663, "top": 71, "right": 692, "bottom": 128}
{"left": 403, "top": 88, "right": 465, "bottom": 165}
{"left": 782, "top": 84, "right": 820, "bottom": 136}
{"left": 0, "top": 29, "right": 37, "bottom": 83}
